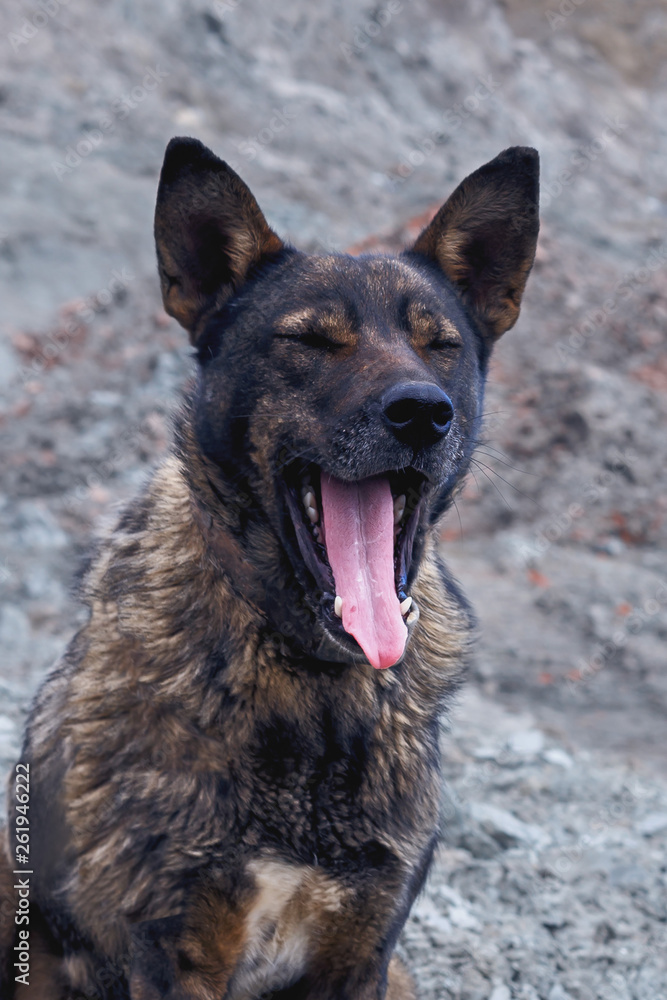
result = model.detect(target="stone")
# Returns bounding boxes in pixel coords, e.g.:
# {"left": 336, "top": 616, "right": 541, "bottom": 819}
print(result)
{"left": 636, "top": 812, "right": 667, "bottom": 837}
{"left": 469, "top": 803, "right": 551, "bottom": 851}
{"left": 507, "top": 730, "right": 545, "bottom": 755}
{"left": 542, "top": 748, "right": 574, "bottom": 769}
{"left": 488, "top": 987, "right": 511, "bottom": 1000}
{"left": 548, "top": 986, "right": 573, "bottom": 1000}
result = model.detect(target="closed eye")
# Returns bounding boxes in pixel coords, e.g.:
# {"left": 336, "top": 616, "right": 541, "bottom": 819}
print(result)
{"left": 404, "top": 302, "right": 463, "bottom": 352}
{"left": 428, "top": 337, "right": 463, "bottom": 351}
{"left": 275, "top": 331, "right": 342, "bottom": 351}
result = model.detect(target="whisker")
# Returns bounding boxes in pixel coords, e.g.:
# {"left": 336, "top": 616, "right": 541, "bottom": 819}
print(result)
{"left": 451, "top": 497, "right": 464, "bottom": 539}
{"left": 472, "top": 409, "right": 511, "bottom": 422}
{"left": 471, "top": 459, "right": 548, "bottom": 513}
{"left": 470, "top": 459, "right": 514, "bottom": 510}
{"left": 466, "top": 464, "right": 485, "bottom": 500}
{"left": 475, "top": 439, "right": 516, "bottom": 459}
{"left": 475, "top": 447, "right": 540, "bottom": 478}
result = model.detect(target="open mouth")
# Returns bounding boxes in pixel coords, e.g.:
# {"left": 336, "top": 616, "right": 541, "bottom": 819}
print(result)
{"left": 283, "top": 463, "right": 428, "bottom": 669}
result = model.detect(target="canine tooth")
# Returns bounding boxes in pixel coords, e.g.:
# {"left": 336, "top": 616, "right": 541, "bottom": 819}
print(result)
{"left": 334, "top": 596, "right": 343, "bottom": 617}
{"left": 393, "top": 494, "right": 406, "bottom": 525}
{"left": 400, "top": 596, "right": 412, "bottom": 616}
{"left": 303, "top": 489, "right": 319, "bottom": 524}
{"left": 406, "top": 603, "right": 420, "bottom": 626}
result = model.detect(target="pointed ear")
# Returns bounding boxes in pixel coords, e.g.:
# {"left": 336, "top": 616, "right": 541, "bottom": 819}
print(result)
{"left": 154, "top": 137, "right": 284, "bottom": 343}
{"left": 409, "top": 146, "right": 539, "bottom": 340}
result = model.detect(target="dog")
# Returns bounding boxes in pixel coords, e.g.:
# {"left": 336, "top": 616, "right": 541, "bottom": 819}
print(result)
{"left": 1, "top": 139, "right": 539, "bottom": 999}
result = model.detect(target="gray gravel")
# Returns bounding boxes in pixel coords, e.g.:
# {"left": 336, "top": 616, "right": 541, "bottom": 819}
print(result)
{"left": 1, "top": 1, "right": 666, "bottom": 997}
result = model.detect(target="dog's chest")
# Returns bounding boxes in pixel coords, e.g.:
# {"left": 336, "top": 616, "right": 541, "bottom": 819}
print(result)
{"left": 243, "top": 693, "right": 425, "bottom": 854}
{"left": 227, "top": 858, "right": 348, "bottom": 999}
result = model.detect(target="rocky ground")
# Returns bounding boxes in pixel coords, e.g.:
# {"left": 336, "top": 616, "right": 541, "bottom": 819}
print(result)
{"left": 0, "top": 0, "right": 666, "bottom": 997}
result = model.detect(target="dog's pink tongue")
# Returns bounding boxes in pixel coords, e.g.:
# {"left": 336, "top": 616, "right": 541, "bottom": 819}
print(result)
{"left": 320, "top": 474, "right": 407, "bottom": 670}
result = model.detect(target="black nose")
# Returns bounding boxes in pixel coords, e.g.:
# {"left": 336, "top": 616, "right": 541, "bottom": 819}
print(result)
{"left": 381, "top": 381, "right": 454, "bottom": 448}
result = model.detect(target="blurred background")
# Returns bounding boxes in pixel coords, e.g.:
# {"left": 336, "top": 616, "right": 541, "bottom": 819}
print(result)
{"left": 1, "top": 1, "right": 666, "bottom": 997}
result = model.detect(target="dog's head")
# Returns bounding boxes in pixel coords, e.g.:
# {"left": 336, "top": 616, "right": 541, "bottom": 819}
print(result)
{"left": 154, "top": 139, "right": 538, "bottom": 670}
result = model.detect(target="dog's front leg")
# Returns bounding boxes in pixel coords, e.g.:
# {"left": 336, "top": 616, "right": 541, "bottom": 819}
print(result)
{"left": 128, "top": 906, "right": 246, "bottom": 1000}
{"left": 267, "top": 851, "right": 429, "bottom": 1000}
{"left": 271, "top": 953, "right": 416, "bottom": 1000}
{"left": 269, "top": 897, "right": 418, "bottom": 1000}
{"left": 385, "top": 955, "right": 417, "bottom": 1000}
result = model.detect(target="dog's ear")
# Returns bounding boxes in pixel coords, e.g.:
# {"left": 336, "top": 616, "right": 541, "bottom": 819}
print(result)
{"left": 409, "top": 146, "right": 539, "bottom": 341}
{"left": 154, "top": 137, "right": 284, "bottom": 342}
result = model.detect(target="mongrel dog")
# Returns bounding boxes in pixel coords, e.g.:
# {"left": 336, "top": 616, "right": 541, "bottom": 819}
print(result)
{"left": 1, "top": 140, "right": 538, "bottom": 999}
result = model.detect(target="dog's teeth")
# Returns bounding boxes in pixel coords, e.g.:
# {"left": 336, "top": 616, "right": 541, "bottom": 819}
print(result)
{"left": 334, "top": 596, "right": 343, "bottom": 617}
{"left": 406, "top": 603, "right": 420, "bottom": 626}
{"left": 302, "top": 489, "right": 320, "bottom": 524}
{"left": 313, "top": 526, "right": 321, "bottom": 540}
{"left": 393, "top": 494, "right": 406, "bottom": 525}
{"left": 400, "top": 596, "right": 412, "bottom": 616}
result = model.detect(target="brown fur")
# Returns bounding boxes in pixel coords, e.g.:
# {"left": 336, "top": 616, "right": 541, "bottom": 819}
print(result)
{"left": 1, "top": 140, "right": 538, "bottom": 998}
{"left": 412, "top": 149, "right": 539, "bottom": 339}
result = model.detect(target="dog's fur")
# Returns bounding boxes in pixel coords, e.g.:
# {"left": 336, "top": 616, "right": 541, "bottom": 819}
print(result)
{"left": 1, "top": 140, "right": 538, "bottom": 999}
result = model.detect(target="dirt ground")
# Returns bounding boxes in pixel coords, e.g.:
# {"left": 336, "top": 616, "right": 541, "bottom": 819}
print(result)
{"left": 0, "top": 1, "right": 665, "bottom": 997}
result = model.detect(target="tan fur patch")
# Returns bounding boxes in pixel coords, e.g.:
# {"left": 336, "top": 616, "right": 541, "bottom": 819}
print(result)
{"left": 228, "top": 858, "right": 348, "bottom": 998}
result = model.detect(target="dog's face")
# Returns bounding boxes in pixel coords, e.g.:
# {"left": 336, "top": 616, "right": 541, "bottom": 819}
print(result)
{"left": 154, "top": 139, "right": 539, "bottom": 669}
